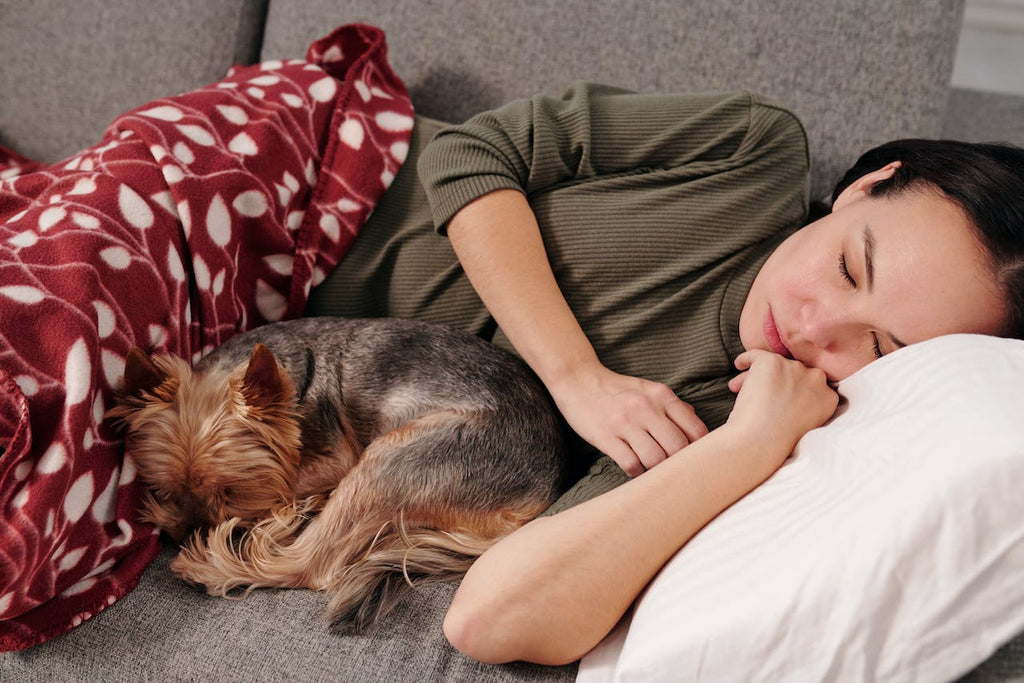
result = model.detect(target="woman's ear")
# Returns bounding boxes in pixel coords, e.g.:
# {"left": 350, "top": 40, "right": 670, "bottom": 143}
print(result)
{"left": 832, "top": 161, "right": 902, "bottom": 211}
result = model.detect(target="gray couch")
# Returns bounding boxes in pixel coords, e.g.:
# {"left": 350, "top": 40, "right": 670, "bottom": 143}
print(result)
{"left": 1, "top": 1, "right": 1022, "bottom": 680}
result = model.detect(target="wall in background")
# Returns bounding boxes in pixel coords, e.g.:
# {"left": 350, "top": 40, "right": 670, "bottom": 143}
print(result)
{"left": 951, "top": 0, "right": 1024, "bottom": 94}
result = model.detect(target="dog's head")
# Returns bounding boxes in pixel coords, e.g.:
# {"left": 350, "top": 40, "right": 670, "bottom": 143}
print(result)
{"left": 108, "top": 344, "right": 303, "bottom": 542}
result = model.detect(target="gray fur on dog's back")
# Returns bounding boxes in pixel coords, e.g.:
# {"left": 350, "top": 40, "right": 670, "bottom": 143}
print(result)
{"left": 197, "top": 316, "right": 568, "bottom": 508}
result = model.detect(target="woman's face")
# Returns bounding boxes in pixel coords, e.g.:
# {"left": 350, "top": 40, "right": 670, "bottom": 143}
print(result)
{"left": 740, "top": 164, "right": 1007, "bottom": 382}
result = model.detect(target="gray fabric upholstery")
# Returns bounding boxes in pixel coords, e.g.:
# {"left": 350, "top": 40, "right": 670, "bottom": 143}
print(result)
{"left": 2, "top": 0, "right": 1023, "bottom": 680}
{"left": 961, "top": 633, "right": 1024, "bottom": 683}
{"left": 944, "top": 86, "right": 1024, "bottom": 146}
{"left": 2, "top": 547, "right": 574, "bottom": 682}
{"left": 0, "top": 0, "right": 268, "bottom": 163}
{"left": 261, "top": 0, "right": 963, "bottom": 200}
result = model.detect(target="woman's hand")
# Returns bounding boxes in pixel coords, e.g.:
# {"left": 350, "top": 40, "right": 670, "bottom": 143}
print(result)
{"left": 447, "top": 191, "right": 709, "bottom": 476}
{"left": 547, "top": 362, "right": 708, "bottom": 477}
{"left": 445, "top": 355, "right": 834, "bottom": 666}
{"left": 726, "top": 350, "right": 839, "bottom": 476}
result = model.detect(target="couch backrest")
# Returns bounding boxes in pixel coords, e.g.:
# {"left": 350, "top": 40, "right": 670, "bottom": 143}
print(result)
{"left": 0, "top": 0, "right": 267, "bottom": 164}
{"left": 261, "top": 0, "right": 965, "bottom": 200}
{"left": 0, "top": 0, "right": 965, "bottom": 201}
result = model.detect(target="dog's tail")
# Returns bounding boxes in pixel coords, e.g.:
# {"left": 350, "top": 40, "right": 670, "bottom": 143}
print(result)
{"left": 323, "top": 513, "right": 497, "bottom": 631}
{"left": 170, "top": 494, "right": 518, "bottom": 631}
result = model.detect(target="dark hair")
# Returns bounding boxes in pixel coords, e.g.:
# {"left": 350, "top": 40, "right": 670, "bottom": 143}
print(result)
{"left": 832, "top": 139, "right": 1024, "bottom": 340}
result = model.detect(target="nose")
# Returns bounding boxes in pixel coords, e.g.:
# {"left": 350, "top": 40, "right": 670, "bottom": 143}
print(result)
{"left": 796, "top": 297, "right": 853, "bottom": 351}
{"left": 793, "top": 297, "right": 863, "bottom": 380}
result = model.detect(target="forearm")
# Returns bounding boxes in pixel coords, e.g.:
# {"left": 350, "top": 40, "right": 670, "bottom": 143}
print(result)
{"left": 443, "top": 423, "right": 784, "bottom": 665}
{"left": 447, "top": 189, "right": 600, "bottom": 386}
{"left": 447, "top": 187, "right": 710, "bottom": 474}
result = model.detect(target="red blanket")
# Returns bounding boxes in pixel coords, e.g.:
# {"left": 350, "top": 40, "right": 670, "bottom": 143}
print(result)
{"left": 0, "top": 24, "right": 412, "bottom": 651}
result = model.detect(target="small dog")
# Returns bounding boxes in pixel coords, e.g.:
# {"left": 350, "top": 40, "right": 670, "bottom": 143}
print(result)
{"left": 109, "top": 317, "right": 567, "bottom": 629}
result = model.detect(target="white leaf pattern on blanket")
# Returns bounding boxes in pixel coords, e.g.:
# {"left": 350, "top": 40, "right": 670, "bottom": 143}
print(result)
{"left": 0, "top": 24, "right": 413, "bottom": 652}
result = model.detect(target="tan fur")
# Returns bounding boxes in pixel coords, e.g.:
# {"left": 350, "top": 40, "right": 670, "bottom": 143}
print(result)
{"left": 108, "top": 351, "right": 304, "bottom": 542}
{"left": 168, "top": 411, "right": 543, "bottom": 630}
{"left": 109, "top": 326, "right": 565, "bottom": 631}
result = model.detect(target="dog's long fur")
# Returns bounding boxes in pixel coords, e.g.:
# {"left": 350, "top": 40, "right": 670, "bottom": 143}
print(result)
{"left": 109, "top": 317, "right": 568, "bottom": 630}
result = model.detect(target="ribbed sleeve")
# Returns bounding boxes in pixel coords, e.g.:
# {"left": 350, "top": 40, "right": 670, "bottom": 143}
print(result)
{"left": 417, "top": 82, "right": 808, "bottom": 234}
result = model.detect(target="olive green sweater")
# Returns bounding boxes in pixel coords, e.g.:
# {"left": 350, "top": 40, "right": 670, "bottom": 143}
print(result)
{"left": 307, "top": 83, "right": 810, "bottom": 504}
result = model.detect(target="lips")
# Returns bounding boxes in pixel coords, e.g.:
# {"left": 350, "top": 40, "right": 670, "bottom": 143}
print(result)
{"left": 764, "top": 307, "right": 794, "bottom": 359}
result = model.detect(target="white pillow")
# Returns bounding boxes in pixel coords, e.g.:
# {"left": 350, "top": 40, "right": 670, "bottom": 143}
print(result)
{"left": 577, "top": 334, "right": 1024, "bottom": 683}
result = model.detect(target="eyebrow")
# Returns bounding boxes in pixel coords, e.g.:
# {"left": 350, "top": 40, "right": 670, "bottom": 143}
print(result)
{"left": 863, "top": 225, "right": 876, "bottom": 292}
{"left": 863, "top": 224, "right": 908, "bottom": 350}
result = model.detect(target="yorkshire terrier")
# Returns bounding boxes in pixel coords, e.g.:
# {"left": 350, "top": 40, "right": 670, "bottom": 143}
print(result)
{"left": 109, "top": 316, "right": 568, "bottom": 630}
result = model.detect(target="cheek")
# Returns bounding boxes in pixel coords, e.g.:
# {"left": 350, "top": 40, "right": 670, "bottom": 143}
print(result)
{"left": 765, "top": 231, "right": 826, "bottom": 295}
{"left": 771, "top": 255, "right": 828, "bottom": 304}
{"left": 828, "top": 356, "right": 871, "bottom": 383}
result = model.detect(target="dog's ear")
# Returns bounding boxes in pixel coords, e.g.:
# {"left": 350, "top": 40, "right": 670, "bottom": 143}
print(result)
{"left": 122, "top": 347, "right": 169, "bottom": 398}
{"left": 241, "top": 344, "right": 293, "bottom": 407}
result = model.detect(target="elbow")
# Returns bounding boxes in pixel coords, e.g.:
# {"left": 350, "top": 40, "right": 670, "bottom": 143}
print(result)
{"left": 443, "top": 599, "right": 517, "bottom": 665}
{"left": 443, "top": 597, "right": 583, "bottom": 667}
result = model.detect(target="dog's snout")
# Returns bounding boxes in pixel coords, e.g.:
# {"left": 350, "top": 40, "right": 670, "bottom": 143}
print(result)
{"left": 180, "top": 489, "right": 218, "bottom": 528}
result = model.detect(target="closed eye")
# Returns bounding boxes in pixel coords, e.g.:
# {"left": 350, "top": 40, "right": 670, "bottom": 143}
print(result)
{"left": 838, "top": 253, "right": 856, "bottom": 287}
{"left": 871, "top": 333, "right": 883, "bottom": 359}
{"left": 841, "top": 253, "right": 885, "bottom": 359}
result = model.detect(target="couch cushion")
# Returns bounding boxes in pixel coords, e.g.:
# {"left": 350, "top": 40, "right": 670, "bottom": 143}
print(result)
{"left": 0, "top": 0, "right": 267, "bottom": 163}
{"left": 1, "top": 546, "right": 578, "bottom": 682}
{"left": 260, "top": 0, "right": 964, "bottom": 200}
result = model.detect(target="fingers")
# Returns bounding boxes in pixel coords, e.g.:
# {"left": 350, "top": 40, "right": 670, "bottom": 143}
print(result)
{"left": 729, "top": 350, "right": 768, "bottom": 393}
{"left": 550, "top": 367, "right": 708, "bottom": 478}
{"left": 726, "top": 348, "right": 840, "bottom": 443}
{"left": 606, "top": 426, "right": 679, "bottom": 478}
{"left": 609, "top": 393, "right": 708, "bottom": 478}
{"left": 626, "top": 430, "right": 673, "bottom": 475}
{"left": 605, "top": 445, "right": 646, "bottom": 478}
{"left": 639, "top": 382, "right": 707, "bottom": 449}
{"left": 664, "top": 398, "right": 709, "bottom": 444}
{"left": 732, "top": 348, "right": 776, "bottom": 371}
{"left": 643, "top": 420, "right": 688, "bottom": 461}
{"left": 733, "top": 351, "right": 753, "bottom": 372}
{"left": 727, "top": 372, "right": 746, "bottom": 394}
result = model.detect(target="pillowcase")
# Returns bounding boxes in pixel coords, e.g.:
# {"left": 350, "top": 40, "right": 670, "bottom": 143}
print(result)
{"left": 577, "top": 333, "right": 1024, "bottom": 682}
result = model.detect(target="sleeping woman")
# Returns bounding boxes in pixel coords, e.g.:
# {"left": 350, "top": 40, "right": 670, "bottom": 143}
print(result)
{"left": 305, "top": 82, "right": 1024, "bottom": 664}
